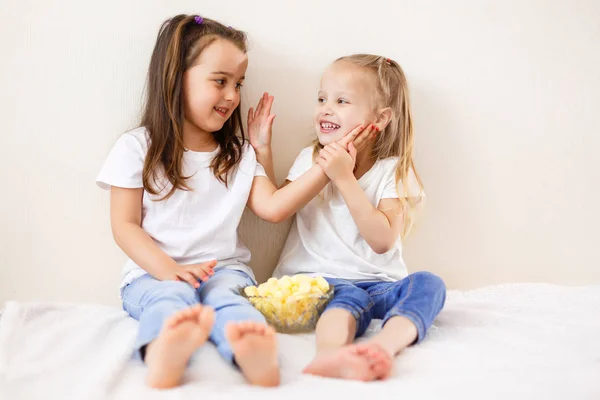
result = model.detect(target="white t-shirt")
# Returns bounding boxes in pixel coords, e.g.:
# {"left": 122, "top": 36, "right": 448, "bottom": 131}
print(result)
{"left": 96, "top": 127, "right": 266, "bottom": 290}
{"left": 273, "top": 146, "right": 423, "bottom": 282}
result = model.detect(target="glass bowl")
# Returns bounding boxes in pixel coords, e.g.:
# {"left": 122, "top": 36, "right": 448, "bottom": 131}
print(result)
{"left": 240, "top": 285, "right": 334, "bottom": 333}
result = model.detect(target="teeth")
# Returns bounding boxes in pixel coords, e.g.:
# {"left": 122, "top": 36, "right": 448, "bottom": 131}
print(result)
{"left": 320, "top": 122, "right": 340, "bottom": 130}
{"left": 215, "top": 107, "right": 227, "bottom": 113}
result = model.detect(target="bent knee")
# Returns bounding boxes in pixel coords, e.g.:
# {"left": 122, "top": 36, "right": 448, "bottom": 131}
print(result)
{"left": 411, "top": 271, "right": 446, "bottom": 305}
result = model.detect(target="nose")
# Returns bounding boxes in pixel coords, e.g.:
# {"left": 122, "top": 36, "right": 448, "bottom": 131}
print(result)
{"left": 224, "top": 86, "right": 237, "bottom": 103}
{"left": 319, "top": 102, "right": 333, "bottom": 116}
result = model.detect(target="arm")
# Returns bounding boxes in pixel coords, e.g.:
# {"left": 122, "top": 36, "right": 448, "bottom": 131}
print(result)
{"left": 316, "top": 142, "right": 403, "bottom": 254}
{"left": 246, "top": 92, "right": 377, "bottom": 222}
{"left": 254, "top": 147, "right": 277, "bottom": 186}
{"left": 334, "top": 178, "right": 403, "bottom": 254}
{"left": 247, "top": 165, "right": 330, "bottom": 223}
{"left": 248, "top": 93, "right": 277, "bottom": 184}
{"left": 110, "top": 187, "right": 215, "bottom": 287}
{"left": 246, "top": 94, "right": 329, "bottom": 221}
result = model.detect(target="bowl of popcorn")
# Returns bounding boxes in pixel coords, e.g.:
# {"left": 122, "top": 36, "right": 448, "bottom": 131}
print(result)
{"left": 241, "top": 274, "right": 334, "bottom": 333}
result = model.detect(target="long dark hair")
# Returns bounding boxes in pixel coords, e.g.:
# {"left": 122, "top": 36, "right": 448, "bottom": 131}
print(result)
{"left": 141, "top": 14, "right": 248, "bottom": 200}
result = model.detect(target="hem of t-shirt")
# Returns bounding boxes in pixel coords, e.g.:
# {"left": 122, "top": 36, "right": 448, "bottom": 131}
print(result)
{"left": 96, "top": 179, "right": 144, "bottom": 191}
{"left": 254, "top": 168, "right": 268, "bottom": 178}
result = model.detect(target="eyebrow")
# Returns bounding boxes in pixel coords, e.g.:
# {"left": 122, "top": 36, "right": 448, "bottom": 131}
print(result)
{"left": 318, "top": 90, "right": 351, "bottom": 97}
{"left": 210, "top": 71, "right": 245, "bottom": 80}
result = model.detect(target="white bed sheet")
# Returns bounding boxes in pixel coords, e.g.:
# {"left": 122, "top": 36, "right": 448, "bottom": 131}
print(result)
{"left": 1, "top": 283, "right": 599, "bottom": 400}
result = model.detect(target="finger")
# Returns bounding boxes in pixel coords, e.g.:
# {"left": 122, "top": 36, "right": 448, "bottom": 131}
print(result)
{"left": 360, "top": 124, "right": 377, "bottom": 140}
{"left": 247, "top": 107, "right": 254, "bottom": 124}
{"left": 196, "top": 267, "right": 212, "bottom": 280}
{"left": 267, "top": 113, "right": 276, "bottom": 126}
{"left": 348, "top": 142, "right": 357, "bottom": 160}
{"left": 319, "top": 148, "right": 333, "bottom": 160}
{"left": 260, "top": 92, "right": 269, "bottom": 111}
{"left": 263, "top": 95, "right": 274, "bottom": 116}
{"left": 353, "top": 124, "right": 377, "bottom": 149}
{"left": 197, "top": 261, "right": 216, "bottom": 276}
{"left": 323, "top": 145, "right": 339, "bottom": 157}
{"left": 328, "top": 142, "right": 345, "bottom": 153}
{"left": 315, "top": 157, "right": 326, "bottom": 169}
{"left": 339, "top": 125, "right": 365, "bottom": 147}
{"left": 203, "top": 260, "right": 217, "bottom": 275}
{"left": 177, "top": 271, "right": 199, "bottom": 288}
{"left": 347, "top": 124, "right": 367, "bottom": 141}
{"left": 186, "top": 267, "right": 206, "bottom": 282}
{"left": 255, "top": 96, "right": 264, "bottom": 116}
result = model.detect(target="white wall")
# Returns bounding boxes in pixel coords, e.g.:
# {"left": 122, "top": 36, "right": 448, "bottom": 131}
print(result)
{"left": 1, "top": 0, "right": 599, "bottom": 307}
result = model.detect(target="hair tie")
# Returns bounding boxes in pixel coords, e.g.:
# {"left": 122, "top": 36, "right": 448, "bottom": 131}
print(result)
{"left": 385, "top": 58, "right": 392, "bottom": 65}
{"left": 194, "top": 15, "right": 204, "bottom": 24}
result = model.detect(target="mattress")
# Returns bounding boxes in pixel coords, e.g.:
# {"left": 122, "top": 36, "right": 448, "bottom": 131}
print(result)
{"left": 1, "top": 283, "right": 598, "bottom": 399}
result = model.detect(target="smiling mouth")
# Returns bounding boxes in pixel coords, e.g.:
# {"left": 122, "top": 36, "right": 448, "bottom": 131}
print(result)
{"left": 214, "top": 107, "right": 229, "bottom": 117}
{"left": 319, "top": 121, "right": 340, "bottom": 133}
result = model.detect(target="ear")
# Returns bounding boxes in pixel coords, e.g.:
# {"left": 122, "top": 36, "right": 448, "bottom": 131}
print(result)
{"left": 374, "top": 107, "right": 392, "bottom": 131}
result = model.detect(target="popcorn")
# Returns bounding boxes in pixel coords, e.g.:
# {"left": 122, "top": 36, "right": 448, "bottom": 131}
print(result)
{"left": 242, "top": 274, "right": 333, "bottom": 333}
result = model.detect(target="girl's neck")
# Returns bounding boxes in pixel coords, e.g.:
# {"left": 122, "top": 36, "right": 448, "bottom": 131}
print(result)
{"left": 354, "top": 145, "right": 376, "bottom": 180}
{"left": 182, "top": 119, "right": 218, "bottom": 152}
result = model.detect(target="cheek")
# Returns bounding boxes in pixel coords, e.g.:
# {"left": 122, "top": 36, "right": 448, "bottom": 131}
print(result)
{"left": 185, "top": 85, "right": 218, "bottom": 114}
{"left": 232, "top": 92, "right": 241, "bottom": 108}
{"left": 339, "top": 109, "right": 361, "bottom": 127}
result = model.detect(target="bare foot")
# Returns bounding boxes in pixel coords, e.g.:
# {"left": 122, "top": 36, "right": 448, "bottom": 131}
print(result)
{"left": 225, "top": 321, "right": 280, "bottom": 387}
{"left": 303, "top": 346, "right": 377, "bottom": 381}
{"left": 353, "top": 343, "right": 393, "bottom": 380}
{"left": 144, "top": 305, "right": 215, "bottom": 389}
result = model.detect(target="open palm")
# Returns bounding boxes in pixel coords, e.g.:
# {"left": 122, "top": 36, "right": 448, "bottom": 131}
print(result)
{"left": 247, "top": 92, "right": 276, "bottom": 151}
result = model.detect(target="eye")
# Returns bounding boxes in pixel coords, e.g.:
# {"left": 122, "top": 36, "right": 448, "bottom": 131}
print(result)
{"left": 318, "top": 97, "right": 326, "bottom": 104}
{"left": 215, "top": 79, "right": 225, "bottom": 85}
{"left": 235, "top": 82, "right": 243, "bottom": 90}
{"left": 337, "top": 98, "right": 349, "bottom": 104}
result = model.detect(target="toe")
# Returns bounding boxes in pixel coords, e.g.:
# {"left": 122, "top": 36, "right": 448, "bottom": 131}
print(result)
{"left": 225, "top": 322, "right": 242, "bottom": 341}
{"left": 165, "top": 311, "right": 184, "bottom": 328}
{"left": 199, "top": 306, "right": 215, "bottom": 327}
{"left": 265, "top": 325, "right": 276, "bottom": 336}
{"left": 252, "top": 323, "right": 267, "bottom": 335}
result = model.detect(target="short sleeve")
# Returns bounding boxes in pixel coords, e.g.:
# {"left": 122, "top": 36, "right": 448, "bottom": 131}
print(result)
{"left": 96, "top": 133, "right": 146, "bottom": 190}
{"left": 254, "top": 162, "right": 267, "bottom": 178}
{"left": 381, "top": 164, "right": 424, "bottom": 199}
{"left": 286, "top": 146, "right": 314, "bottom": 182}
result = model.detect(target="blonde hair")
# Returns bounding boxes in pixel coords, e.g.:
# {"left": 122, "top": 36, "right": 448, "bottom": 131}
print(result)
{"left": 313, "top": 54, "right": 424, "bottom": 238}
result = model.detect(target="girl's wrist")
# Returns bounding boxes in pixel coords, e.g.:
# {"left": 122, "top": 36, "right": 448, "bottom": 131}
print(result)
{"left": 331, "top": 170, "right": 357, "bottom": 187}
{"left": 254, "top": 145, "right": 272, "bottom": 156}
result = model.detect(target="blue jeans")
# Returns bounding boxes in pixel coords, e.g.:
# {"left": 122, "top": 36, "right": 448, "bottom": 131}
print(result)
{"left": 121, "top": 269, "right": 265, "bottom": 364}
{"left": 325, "top": 272, "right": 446, "bottom": 342}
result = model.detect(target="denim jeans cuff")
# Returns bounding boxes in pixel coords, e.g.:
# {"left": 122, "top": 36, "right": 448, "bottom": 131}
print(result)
{"left": 216, "top": 341, "right": 235, "bottom": 366}
{"left": 133, "top": 331, "right": 160, "bottom": 362}
{"left": 325, "top": 303, "right": 364, "bottom": 322}
{"left": 383, "top": 309, "right": 426, "bottom": 344}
